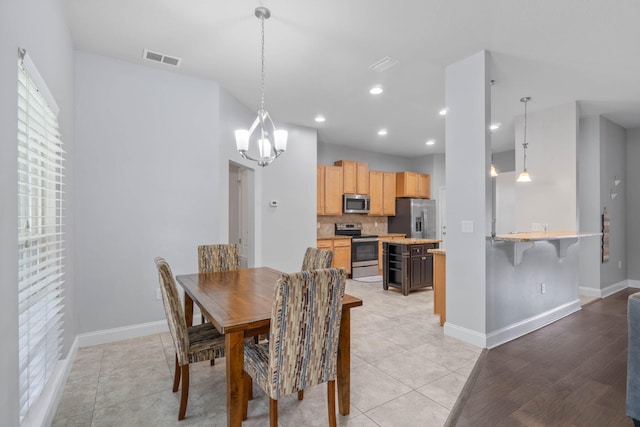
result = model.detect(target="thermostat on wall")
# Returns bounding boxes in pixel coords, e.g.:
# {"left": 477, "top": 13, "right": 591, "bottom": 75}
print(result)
{"left": 269, "top": 200, "right": 278, "bottom": 207}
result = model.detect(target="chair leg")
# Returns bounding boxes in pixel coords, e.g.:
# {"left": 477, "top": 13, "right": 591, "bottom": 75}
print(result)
{"left": 210, "top": 358, "right": 215, "bottom": 366}
{"left": 298, "top": 390, "right": 304, "bottom": 400}
{"left": 242, "top": 371, "right": 252, "bottom": 420}
{"left": 178, "top": 364, "right": 189, "bottom": 420}
{"left": 327, "top": 380, "right": 336, "bottom": 427}
{"left": 172, "top": 354, "right": 181, "bottom": 393}
{"left": 269, "top": 397, "right": 278, "bottom": 427}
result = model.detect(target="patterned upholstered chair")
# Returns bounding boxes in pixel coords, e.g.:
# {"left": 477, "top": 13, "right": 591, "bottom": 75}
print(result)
{"left": 242, "top": 268, "right": 347, "bottom": 427}
{"left": 197, "top": 244, "right": 239, "bottom": 325}
{"left": 154, "top": 257, "right": 226, "bottom": 420}
{"left": 198, "top": 244, "right": 239, "bottom": 273}
{"left": 301, "top": 246, "right": 333, "bottom": 271}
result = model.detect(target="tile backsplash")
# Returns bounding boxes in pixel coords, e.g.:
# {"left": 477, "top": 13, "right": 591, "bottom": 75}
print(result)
{"left": 317, "top": 214, "right": 388, "bottom": 237}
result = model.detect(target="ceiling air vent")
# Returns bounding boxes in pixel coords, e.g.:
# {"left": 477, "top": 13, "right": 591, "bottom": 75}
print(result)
{"left": 369, "top": 56, "right": 399, "bottom": 72}
{"left": 143, "top": 49, "right": 182, "bottom": 67}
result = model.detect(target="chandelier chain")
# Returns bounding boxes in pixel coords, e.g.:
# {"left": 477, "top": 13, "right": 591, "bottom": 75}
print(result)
{"left": 260, "top": 13, "right": 266, "bottom": 114}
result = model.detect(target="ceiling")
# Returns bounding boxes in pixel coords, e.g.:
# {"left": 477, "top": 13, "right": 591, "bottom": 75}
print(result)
{"left": 63, "top": 0, "right": 640, "bottom": 157}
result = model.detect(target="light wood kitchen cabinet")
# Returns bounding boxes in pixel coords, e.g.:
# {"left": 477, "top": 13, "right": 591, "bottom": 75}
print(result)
{"left": 417, "top": 173, "right": 430, "bottom": 198}
{"left": 396, "top": 171, "right": 430, "bottom": 198}
{"left": 334, "top": 160, "right": 369, "bottom": 195}
{"left": 317, "top": 164, "right": 343, "bottom": 215}
{"left": 369, "top": 171, "right": 397, "bottom": 216}
{"left": 316, "top": 238, "right": 351, "bottom": 275}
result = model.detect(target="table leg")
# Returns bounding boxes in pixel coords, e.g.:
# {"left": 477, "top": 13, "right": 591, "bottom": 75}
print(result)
{"left": 337, "top": 308, "right": 351, "bottom": 415}
{"left": 226, "top": 331, "right": 244, "bottom": 427}
{"left": 184, "top": 293, "right": 194, "bottom": 327}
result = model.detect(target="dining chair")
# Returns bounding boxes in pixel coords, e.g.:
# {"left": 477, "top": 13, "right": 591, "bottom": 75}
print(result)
{"left": 197, "top": 244, "right": 239, "bottom": 326}
{"left": 154, "top": 257, "right": 226, "bottom": 420}
{"left": 242, "top": 268, "right": 347, "bottom": 427}
{"left": 301, "top": 246, "right": 333, "bottom": 271}
{"left": 198, "top": 243, "right": 240, "bottom": 273}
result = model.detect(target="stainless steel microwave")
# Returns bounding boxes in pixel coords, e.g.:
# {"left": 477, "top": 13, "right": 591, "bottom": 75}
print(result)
{"left": 343, "top": 194, "right": 370, "bottom": 214}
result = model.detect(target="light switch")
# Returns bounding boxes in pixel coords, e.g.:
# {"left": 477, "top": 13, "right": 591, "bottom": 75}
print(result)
{"left": 461, "top": 220, "right": 474, "bottom": 233}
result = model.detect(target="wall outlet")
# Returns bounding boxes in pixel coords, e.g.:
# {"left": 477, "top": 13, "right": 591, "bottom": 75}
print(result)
{"left": 156, "top": 288, "right": 162, "bottom": 300}
{"left": 541, "top": 283, "right": 546, "bottom": 294}
{"left": 461, "top": 220, "right": 474, "bottom": 233}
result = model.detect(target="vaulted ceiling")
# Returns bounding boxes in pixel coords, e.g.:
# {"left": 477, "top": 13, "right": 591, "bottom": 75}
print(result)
{"left": 64, "top": 0, "right": 640, "bottom": 156}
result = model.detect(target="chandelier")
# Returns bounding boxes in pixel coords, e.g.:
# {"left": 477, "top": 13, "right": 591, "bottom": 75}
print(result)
{"left": 516, "top": 97, "right": 532, "bottom": 182}
{"left": 235, "top": 7, "right": 287, "bottom": 167}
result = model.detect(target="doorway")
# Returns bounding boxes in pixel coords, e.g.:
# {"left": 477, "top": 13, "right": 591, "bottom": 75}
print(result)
{"left": 229, "top": 163, "right": 254, "bottom": 268}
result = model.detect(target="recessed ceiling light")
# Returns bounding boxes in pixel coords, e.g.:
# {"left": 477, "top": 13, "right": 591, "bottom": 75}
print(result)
{"left": 439, "top": 108, "right": 448, "bottom": 116}
{"left": 490, "top": 123, "right": 501, "bottom": 131}
{"left": 369, "top": 86, "right": 383, "bottom": 95}
{"left": 315, "top": 115, "right": 326, "bottom": 123}
{"left": 378, "top": 129, "right": 388, "bottom": 136}
{"left": 425, "top": 139, "right": 435, "bottom": 146}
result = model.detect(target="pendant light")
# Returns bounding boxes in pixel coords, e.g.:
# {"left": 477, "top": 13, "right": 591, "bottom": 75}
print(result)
{"left": 517, "top": 97, "right": 532, "bottom": 182}
{"left": 490, "top": 152, "right": 498, "bottom": 177}
{"left": 234, "top": 7, "right": 287, "bottom": 167}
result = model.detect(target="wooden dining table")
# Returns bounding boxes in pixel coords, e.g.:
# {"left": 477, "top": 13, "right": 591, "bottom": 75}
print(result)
{"left": 175, "top": 267, "right": 363, "bottom": 427}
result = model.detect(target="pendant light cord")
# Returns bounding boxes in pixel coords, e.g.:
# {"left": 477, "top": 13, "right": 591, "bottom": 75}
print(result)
{"left": 260, "top": 14, "right": 266, "bottom": 114}
{"left": 522, "top": 97, "right": 529, "bottom": 171}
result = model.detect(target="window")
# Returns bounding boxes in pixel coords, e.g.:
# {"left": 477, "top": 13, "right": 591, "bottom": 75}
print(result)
{"left": 17, "top": 50, "right": 65, "bottom": 421}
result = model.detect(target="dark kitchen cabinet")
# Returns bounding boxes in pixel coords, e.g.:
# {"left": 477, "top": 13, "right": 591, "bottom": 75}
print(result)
{"left": 383, "top": 241, "right": 438, "bottom": 295}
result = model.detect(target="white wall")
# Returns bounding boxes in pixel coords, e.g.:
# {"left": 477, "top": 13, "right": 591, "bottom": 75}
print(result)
{"left": 444, "top": 51, "right": 491, "bottom": 347}
{"left": 628, "top": 128, "right": 640, "bottom": 281}
{"left": 515, "top": 103, "right": 578, "bottom": 231}
{"left": 75, "top": 52, "right": 222, "bottom": 333}
{"left": 75, "top": 53, "right": 319, "bottom": 334}
{"left": 0, "top": 0, "right": 76, "bottom": 424}
{"left": 318, "top": 142, "right": 413, "bottom": 172}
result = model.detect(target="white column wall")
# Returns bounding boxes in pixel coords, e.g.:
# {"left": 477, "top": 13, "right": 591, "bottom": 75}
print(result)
{"left": 444, "top": 50, "right": 491, "bottom": 347}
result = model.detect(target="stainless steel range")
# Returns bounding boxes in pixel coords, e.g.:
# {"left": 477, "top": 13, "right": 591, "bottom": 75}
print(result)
{"left": 335, "top": 223, "right": 379, "bottom": 278}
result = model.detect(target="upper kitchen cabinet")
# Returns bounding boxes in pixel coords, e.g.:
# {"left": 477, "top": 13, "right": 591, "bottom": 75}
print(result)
{"left": 369, "top": 170, "right": 396, "bottom": 216}
{"left": 334, "top": 160, "right": 369, "bottom": 195}
{"left": 317, "top": 164, "right": 343, "bottom": 215}
{"left": 396, "top": 171, "right": 430, "bottom": 199}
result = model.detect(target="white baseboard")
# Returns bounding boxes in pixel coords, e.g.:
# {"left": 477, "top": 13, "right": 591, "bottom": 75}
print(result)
{"left": 580, "top": 279, "right": 629, "bottom": 298}
{"left": 22, "top": 337, "right": 79, "bottom": 427}
{"left": 630, "top": 280, "right": 640, "bottom": 289}
{"left": 77, "top": 320, "right": 169, "bottom": 347}
{"left": 443, "top": 322, "right": 487, "bottom": 349}
{"left": 485, "top": 299, "right": 581, "bottom": 349}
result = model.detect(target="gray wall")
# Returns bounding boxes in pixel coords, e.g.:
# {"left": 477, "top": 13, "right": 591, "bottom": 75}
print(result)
{"left": 628, "top": 128, "right": 640, "bottom": 281}
{"left": 75, "top": 52, "right": 318, "bottom": 334}
{"left": 493, "top": 149, "right": 515, "bottom": 173}
{"left": 75, "top": 52, "right": 221, "bottom": 332}
{"left": 318, "top": 141, "right": 413, "bottom": 172}
{"left": 578, "top": 117, "right": 601, "bottom": 292}
{"left": 0, "top": 0, "right": 76, "bottom": 424}
{"left": 600, "top": 118, "right": 627, "bottom": 288}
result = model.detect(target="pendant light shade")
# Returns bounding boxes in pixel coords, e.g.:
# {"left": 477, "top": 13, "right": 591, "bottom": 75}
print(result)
{"left": 490, "top": 164, "right": 499, "bottom": 177}
{"left": 234, "top": 7, "right": 287, "bottom": 167}
{"left": 517, "top": 97, "right": 532, "bottom": 182}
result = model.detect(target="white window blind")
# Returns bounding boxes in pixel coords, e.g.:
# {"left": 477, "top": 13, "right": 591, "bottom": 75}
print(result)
{"left": 17, "top": 49, "right": 65, "bottom": 422}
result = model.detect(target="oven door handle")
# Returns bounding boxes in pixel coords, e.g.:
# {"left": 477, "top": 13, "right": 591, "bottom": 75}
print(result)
{"left": 352, "top": 237, "right": 379, "bottom": 243}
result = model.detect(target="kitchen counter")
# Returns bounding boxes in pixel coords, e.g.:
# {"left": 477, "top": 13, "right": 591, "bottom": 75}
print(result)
{"left": 427, "top": 248, "right": 446, "bottom": 255}
{"left": 388, "top": 238, "right": 442, "bottom": 245}
{"left": 378, "top": 233, "right": 406, "bottom": 240}
{"left": 492, "top": 231, "right": 601, "bottom": 266}
{"left": 492, "top": 231, "right": 601, "bottom": 242}
{"left": 317, "top": 235, "right": 352, "bottom": 241}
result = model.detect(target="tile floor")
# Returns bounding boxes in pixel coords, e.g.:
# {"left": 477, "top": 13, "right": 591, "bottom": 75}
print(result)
{"left": 53, "top": 278, "right": 482, "bottom": 426}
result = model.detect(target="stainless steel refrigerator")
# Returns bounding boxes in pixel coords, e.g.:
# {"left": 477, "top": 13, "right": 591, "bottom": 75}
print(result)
{"left": 388, "top": 198, "right": 437, "bottom": 239}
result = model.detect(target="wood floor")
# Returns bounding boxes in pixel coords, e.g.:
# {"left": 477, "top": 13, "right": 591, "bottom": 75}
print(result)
{"left": 449, "top": 288, "right": 638, "bottom": 427}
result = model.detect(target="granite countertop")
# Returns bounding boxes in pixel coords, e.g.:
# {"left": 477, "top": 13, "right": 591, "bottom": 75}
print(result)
{"left": 317, "top": 235, "right": 352, "bottom": 240}
{"left": 384, "top": 238, "right": 442, "bottom": 245}
{"left": 427, "top": 248, "right": 446, "bottom": 254}
{"left": 492, "top": 231, "right": 602, "bottom": 242}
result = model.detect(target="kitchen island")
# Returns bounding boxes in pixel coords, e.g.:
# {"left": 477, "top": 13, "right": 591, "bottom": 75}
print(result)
{"left": 383, "top": 238, "right": 441, "bottom": 295}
